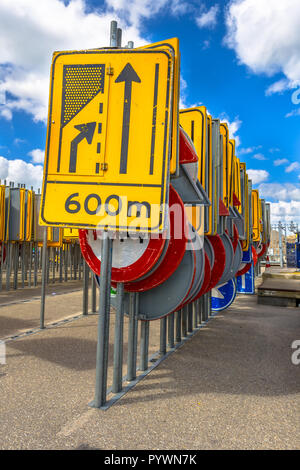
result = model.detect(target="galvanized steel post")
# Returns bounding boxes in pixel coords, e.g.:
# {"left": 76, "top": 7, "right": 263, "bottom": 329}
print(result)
{"left": 168, "top": 313, "right": 175, "bottom": 349}
{"left": 160, "top": 317, "right": 167, "bottom": 356}
{"left": 140, "top": 320, "right": 149, "bottom": 372}
{"left": 112, "top": 283, "right": 125, "bottom": 393}
{"left": 83, "top": 260, "right": 89, "bottom": 315}
{"left": 127, "top": 292, "right": 139, "bottom": 381}
{"left": 175, "top": 310, "right": 182, "bottom": 343}
{"left": 91, "top": 232, "right": 113, "bottom": 408}
{"left": 40, "top": 227, "right": 48, "bottom": 329}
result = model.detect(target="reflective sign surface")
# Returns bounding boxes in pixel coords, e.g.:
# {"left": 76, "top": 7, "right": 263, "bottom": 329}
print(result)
{"left": 40, "top": 49, "right": 174, "bottom": 233}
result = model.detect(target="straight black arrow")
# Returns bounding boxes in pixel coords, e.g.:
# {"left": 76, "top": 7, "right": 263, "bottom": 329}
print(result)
{"left": 69, "top": 122, "right": 96, "bottom": 173}
{"left": 115, "top": 63, "right": 141, "bottom": 174}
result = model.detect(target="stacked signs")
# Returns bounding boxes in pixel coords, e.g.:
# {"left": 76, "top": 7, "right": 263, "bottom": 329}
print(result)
{"left": 39, "top": 37, "right": 271, "bottom": 317}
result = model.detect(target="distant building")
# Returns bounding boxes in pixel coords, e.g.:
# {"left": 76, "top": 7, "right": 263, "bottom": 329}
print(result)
{"left": 269, "top": 230, "right": 297, "bottom": 264}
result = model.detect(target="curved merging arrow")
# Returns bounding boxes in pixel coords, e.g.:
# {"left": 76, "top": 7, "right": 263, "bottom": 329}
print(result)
{"left": 115, "top": 63, "right": 141, "bottom": 174}
{"left": 212, "top": 286, "right": 225, "bottom": 299}
{"left": 69, "top": 122, "right": 96, "bottom": 173}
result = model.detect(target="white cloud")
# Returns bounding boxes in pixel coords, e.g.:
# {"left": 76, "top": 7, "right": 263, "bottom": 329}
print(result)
{"left": 28, "top": 149, "right": 45, "bottom": 164}
{"left": 285, "top": 162, "right": 300, "bottom": 173}
{"left": 247, "top": 169, "right": 269, "bottom": 184}
{"left": 169, "top": 0, "right": 192, "bottom": 16}
{"left": 0, "top": 0, "right": 194, "bottom": 123}
{"left": 0, "top": 0, "right": 151, "bottom": 122}
{"left": 196, "top": 5, "right": 219, "bottom": 29}
{"left": 265, "top": 78, "right": 298, "bottom": 96}
{"left": 239, "top": 145, "right": 262, "bottom": 155}
{"left": 270, "top": 200, "right": 300, "bottom": 225}
{"left": 285, "top": 108, "right": 300, "bottom": 118}
{"left": 253, "top": 153, "right": 267, "bottom": 161}
{"left": 269, "top": 147, "right": 280, "bottom": 153}
{"left": 225, "top": 0, "right": 300, "bottom": 94}
{"left": 202, "top": 40, "right": 210, "bottom": 50}
{"left": 106, "top": 0, "right": 171, "bottom": 26}
{"left": 0, "top": 156, "right": 43, "bottom": 190}
{"left": 219, "top": 115, "right": 242, "bottom": 147}
{"left": 258, "top": 183, "right": 300, "bottom": 201}
{"left": 273, "top": 158, "right": 289, "bottom": 166}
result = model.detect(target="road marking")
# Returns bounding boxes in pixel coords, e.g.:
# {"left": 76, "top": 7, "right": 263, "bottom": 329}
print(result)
{"left": 57, "top": 409, "right": 95, "bottom": 438}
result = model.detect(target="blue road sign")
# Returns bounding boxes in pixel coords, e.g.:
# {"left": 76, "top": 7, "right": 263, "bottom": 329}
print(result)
{"left": 242, "top": 247, "right": 252, "bottom": 263}
{"left": 296, "top": 243, "right": 300, "bottom": 269}
{"left": 286, "top": 243, "right": 296, "bottom": 268}
{"left": 236, "top": 262, "right": 255, "bottom": 294}
{"left": 211, "top": 278, "right": 237, "bottom": 311}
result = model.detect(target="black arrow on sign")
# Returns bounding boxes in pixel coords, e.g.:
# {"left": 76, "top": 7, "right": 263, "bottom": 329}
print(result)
{"left": 115, "top": 63, "right": 141, "bottom": 174}
{"left": 69, "top": 122, "right": 96, "bottom": 173}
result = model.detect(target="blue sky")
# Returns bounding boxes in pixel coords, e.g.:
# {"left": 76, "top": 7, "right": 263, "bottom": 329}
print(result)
{"left": 0, "top": 0, "right": 299, "bottom": 224}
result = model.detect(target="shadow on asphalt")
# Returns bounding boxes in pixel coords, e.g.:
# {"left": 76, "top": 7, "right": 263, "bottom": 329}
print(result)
{"left": 5, "top": 294, "right": 300, "bottom": 401}
{"left": 0, "top": 315, "right": 40, "bottom": 338}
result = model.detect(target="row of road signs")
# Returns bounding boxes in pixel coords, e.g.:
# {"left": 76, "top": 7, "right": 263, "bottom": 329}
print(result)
{"left": 40, "top": 37, "right": 270, "bottom": 317}
{"left": 38, "top": 30, "right": 271, "bottom": 408}
{"left": 0, "top": 184, "right": 79, "bottom": 244}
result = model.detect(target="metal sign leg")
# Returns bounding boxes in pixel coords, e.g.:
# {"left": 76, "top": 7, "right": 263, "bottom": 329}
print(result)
{"left": 182, "top": 306, "right": 188, "bottom": 338}
{"left": 193, "top": 302, "right": 198, "bottom": 329}
{"left": 159, "top": 317, "right": 167, "bottom": 356}
{"left": 168, "top": 313, "right": 175, "bottom": 349}
{"left": 127, "top": 292, "right": 139, "bottom": 382}
{"left": 175, "top": 310, "right": 182, "bottom": 343}
{"left": 112, "top": 283, "right": 124, "bottom": 393}
{"left": 140, "top": 320, "right": 149, "bottom": 372}
{"left": 90, "top": 233, "right": 112, "bottom": 408}
{"left": 187, "top": 303, "right": 193, "bottom": 334}
{"left": 91, "top": 274, "right": 97, "bottom": 313}
{"left": 40, "top": 228, "right": 48, "bottom": 329}
{"left": 13, "top": 243, "right": 18, "bottom": 290}
{"left": 83, "top": 260, "right": 89, "bottom": 315}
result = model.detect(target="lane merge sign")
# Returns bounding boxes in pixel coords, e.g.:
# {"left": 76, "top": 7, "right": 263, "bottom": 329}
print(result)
{"left": 40, "top": 47, "right": 175, "bottom": 233}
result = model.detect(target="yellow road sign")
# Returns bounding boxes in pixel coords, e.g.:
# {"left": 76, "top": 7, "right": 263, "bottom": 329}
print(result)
{"left": 179, "top": 107, "right": 216, "bottom": 235}
{"left": 63, "top": 228, "right": 79, "bottom": 239}
{"left": 185, "top": 205, "right": 205, "bottom": 237}
{"left": 206, "top": 115, "right": 217, "bottom": 236}
{"left": 240, "top": 162, "right": 250, "bottom": 251}
{"left": 139, "top": 38, "right": 180, "bottom": 176}
{"left": 25, "top": 189, "right": 33, "bottom": 242}
{"left": 252, "top": 189, "right": 260, "bottom": 242}
{"left": 228, "top": 139, "right": 235, "bottom": 207}
{"left": 40, "top": 48, "right": 174, "bottom": 233}
{"left": 220, "top": 123, "right": 229, "bottom": 207}
{"left": 179, "top": 107, "right": 207, "bottom": 186}
{"left": 0, "top": 185, "right": 5, "bottom": 242}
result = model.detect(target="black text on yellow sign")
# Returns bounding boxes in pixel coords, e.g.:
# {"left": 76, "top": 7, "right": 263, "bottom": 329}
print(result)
{"left": 40, "top": 49, "right": 174, "bottom": 233}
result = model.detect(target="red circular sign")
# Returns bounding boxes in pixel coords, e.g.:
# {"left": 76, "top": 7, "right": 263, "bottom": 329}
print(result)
{"left": 236, "top": 245, "right": 258, "bottom": 277}
{"left": 231, "top": 224, "right": 239, "bottom": 253}
{"left": 256, "top": 243, "right": 267, "bottom": 258}
{"left": 79, "top": 230, "right": 166, "bottom": 284}
{"left": 206, "top": 234, "right": 226, "bottom": 290}
{"left": 193, "top": 251, "right": 211, "bottom": 300}
{"left": 123, "top": 185, "right": 188, "bottom": 292}
{"left": 173, "top": 232, "right": 197, "bottom": 311}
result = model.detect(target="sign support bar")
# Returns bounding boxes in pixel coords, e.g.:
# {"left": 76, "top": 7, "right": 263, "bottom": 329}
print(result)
{"left": 90, "top": 232, "right": 113, "bottom": 408}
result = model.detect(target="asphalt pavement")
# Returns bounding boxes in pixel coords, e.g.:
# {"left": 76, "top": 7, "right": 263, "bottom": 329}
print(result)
{"left": 0, "top": 286, "right": 299, "bottom": 449}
